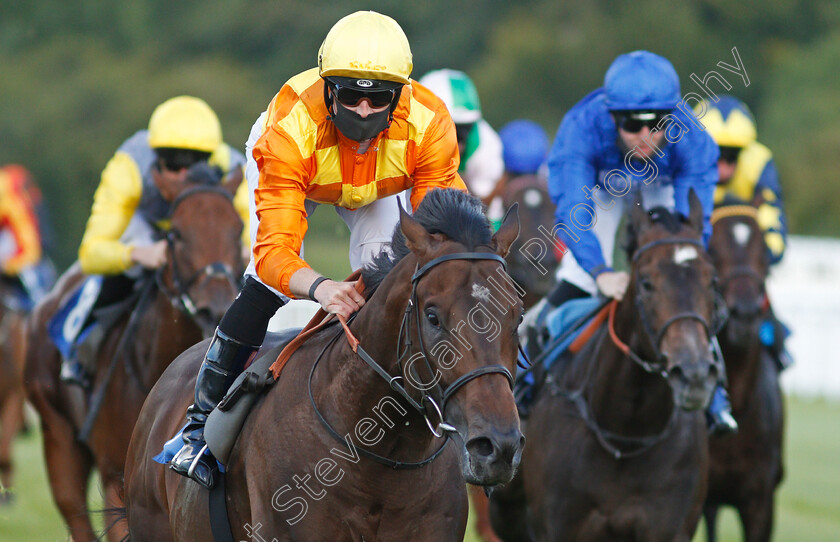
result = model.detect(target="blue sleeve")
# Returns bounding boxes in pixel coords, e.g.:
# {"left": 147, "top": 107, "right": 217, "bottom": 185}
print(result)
{"left": 546, "top": 111, "right": 610, "bottom": 277}
{"left": 672, "top": 131, "right": 718, "bottom": 245}
{"left": 756, "top": 159, "right": 787, "bottom": 263}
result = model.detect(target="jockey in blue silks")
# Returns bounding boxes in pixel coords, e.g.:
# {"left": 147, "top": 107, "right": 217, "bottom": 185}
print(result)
{"left": 542, "top": 50, "right": 738, "bottom": 435}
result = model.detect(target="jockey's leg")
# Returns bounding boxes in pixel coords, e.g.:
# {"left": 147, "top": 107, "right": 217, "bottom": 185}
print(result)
{"left": 706, "top": 384, "right": 738, "bottom": 436}
{"left": 170, "top": 277, "right": 284, "bottom": 489}
{"left": 760, "top": 304, "right": 793, "bottom": 372}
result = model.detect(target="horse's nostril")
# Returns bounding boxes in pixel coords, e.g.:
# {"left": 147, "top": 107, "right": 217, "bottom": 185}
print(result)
{"left": 466, "top": 437, "right": 495, "bottom": 459}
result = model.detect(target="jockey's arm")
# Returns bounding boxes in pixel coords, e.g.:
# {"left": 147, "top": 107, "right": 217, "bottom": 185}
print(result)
{"left": 754, "top": 159, "right": 787, "bottom": 263}
{"left": 251, "top": 126, "right": 312, "bottom": 298}
{"left": 408, "top": 110, "right": 467, "bottom": 211}
{"left": 78, "top": 151, "right": 143, "bottom": 275}
{"left": 0, "top": 171, "right": 42, "bottom": 274}
{"left": 671, "top": 132, "right": 719, "bottom": 244}
{"left": 546, "top": 113, "right": 609, "bottom": 278}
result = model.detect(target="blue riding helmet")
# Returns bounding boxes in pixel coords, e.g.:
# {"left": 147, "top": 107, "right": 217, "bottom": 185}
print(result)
{"left": 604, "top": 51, "right": 681, "bottom": 111}
{"left": 499, "top": 120, "right": 549, "bottom": 175}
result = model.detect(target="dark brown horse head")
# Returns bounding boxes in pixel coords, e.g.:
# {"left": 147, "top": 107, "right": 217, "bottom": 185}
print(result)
{"left": 626, "top": 190, "right": 719, "bottom": 411}
{"left": 500, "top": 174, "right": 558, "bottom": 309}
{"left": 708, "top": 198, "right": 768, "bottom": 347}
{"left": 376, "top": 190, "right": 525, "bottom": 486}
{"left": 161, "top": 183, "right": 244, "bottom": 336}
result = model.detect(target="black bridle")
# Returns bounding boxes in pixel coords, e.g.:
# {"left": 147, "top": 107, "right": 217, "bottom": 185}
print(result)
{"left": 309, "top": 251, "right": 516, "bottom": 469}
{"left": 156, "top": 186, "right": 243, "bottom": 317}
{"left": 626, "top": 238, "right": 726, "bottom": 376}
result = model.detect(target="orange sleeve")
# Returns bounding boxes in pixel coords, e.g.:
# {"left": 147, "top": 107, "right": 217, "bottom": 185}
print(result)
{"left": 409, "top": 109, "right": 467, "bottom": 211}
{"left": 251, "top": 122, "right": 312, "bottom": 297}
{"left": 0, "top": 172, "right": 42, "bottom": 274}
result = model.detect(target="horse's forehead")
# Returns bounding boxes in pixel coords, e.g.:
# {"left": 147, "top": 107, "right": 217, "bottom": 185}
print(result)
{"left": 731, "top": 222, "right": 752, "bottom": 247}
{"left": 673, "top": 245, "right": 699, "bottom": 266}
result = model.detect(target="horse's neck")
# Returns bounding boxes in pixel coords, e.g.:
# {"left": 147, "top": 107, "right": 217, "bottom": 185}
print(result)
{"left": 719, "top": 322, "right": 763, "bottom": 413}
{"left": 585, "top": 299, "right": 675, "bottom": 435}
{"left": 318, "top": 266, "right": 436, "bottom": 458}
{"left": 130, "top": 290, "right": 201, "bottom": 388}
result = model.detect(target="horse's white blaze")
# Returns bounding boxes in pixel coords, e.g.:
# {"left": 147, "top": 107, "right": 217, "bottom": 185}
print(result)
{"left": 471, "top": 283, "right": 492, "bottom": 302}
{"left": 524, "top": 188, "right": 543, "bottom": 208}
{"left": 732, "top": 223, "right": 752, "bottom": 246}
{"left": 673, "top": 245, "right": 699, "bottom": 265}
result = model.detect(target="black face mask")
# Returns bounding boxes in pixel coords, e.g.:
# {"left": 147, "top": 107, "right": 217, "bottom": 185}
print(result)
{"left": 330, "top": 101, "right": 392, "bottom": 142}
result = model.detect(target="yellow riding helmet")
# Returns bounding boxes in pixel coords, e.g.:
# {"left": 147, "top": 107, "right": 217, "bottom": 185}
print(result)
{"left": 147, "top": 96, "right": 222, "bottom": 153}
{"left": 695, "top": 95, "right": 757, "bottom": 148}
{"left": 318, "top": 11, "right": 413, "bottom": 85}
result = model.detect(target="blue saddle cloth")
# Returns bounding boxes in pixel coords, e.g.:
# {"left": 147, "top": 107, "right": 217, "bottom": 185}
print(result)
{"left": 46, "top": 276, "right": 103, "bottom": 359}
{"left": 542, "top": 296, "right": 604, "bottom": 370}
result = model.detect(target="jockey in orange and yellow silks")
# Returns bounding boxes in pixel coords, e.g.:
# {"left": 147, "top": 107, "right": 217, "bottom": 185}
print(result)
{"left": 171, "top": 10, "right": 468, "bottom": 489}
{"left": 0, "top": 165, "right": 42, "bottom": 276}
{"left": 248, "top": 67, "right": 466, "bottom": 297}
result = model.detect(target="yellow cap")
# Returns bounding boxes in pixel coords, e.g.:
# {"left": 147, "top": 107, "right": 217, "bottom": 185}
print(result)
{"left": 318, "top": 11, "right": 412, "bottom": 85}
{"left": 147, "top": 96, "right": 222, "bottom": 153}
{"left": 695, "top": 98, "right": 757, "bottom": 148}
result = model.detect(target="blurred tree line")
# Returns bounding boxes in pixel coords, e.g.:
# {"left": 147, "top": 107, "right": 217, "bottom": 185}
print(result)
{"left": 1, "top": 0, "right": 838, "bottom": 268}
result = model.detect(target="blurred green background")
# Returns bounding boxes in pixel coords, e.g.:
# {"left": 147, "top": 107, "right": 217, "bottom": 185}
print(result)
{"left": 2, "top": 0, "right": 840, "bottom": 268}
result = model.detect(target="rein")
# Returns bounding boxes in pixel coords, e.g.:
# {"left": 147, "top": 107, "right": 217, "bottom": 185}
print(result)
{"left": 307, "top": 251, "right": 515, "bottom": 469}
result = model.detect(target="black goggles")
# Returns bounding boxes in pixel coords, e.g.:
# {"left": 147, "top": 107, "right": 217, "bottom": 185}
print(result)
{"left": 613, "top": 110, "right": 672, "bottom": 133}
{"left": 330, "top": 83, "right": 397, "bottom": 109}
{"left": 155, "top": 148, "right": 210, "bottom": 172}
{"left": 718, "top": 146, "right": 742, "bottom": 164}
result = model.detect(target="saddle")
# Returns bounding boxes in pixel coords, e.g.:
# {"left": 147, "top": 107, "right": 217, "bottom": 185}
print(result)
{"left": 204, "top": 327, "right": 301, "bottom": 464}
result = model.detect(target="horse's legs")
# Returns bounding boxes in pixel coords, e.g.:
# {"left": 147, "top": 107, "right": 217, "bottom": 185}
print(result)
{"left": 488, "top": 474, "right": 534, "bottom": 542}
{"left": 702, "top": 503, "right": 719, "bottom": 542}
{"left": 0, "top": 390, "right": 23, "bottom": 504}
{"left": 102, "top": 475, "right": 129, "bottom": 542}
{"left": 740, "top": 493, "right": 775, "bottom": 542}
{"left": 40, "top": 408, "right": 97, "bottom": 542}
{"left": 469, "top": 484, "right": 503, "bottom": 542}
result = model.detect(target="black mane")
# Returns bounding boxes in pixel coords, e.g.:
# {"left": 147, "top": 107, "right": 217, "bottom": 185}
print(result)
{"left": 625, "top": 205, "right": 693, "bottom": 259}
{"left": 361, "top": 189, "right": 491, "bottom": 296}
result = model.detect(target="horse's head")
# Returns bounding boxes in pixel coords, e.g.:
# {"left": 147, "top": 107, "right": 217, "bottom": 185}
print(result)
{"left": 380, "top": 190, "right": 525, "bottom": 486}
{"left": 500, "top": 174, "right": 558, "bottom": 309}
{"left": 708, "top": 199, "right": 768, "bottom": 347}
{"left": 161, "top": 183, "right": 244, "bottom": 337}
{"left": 625, "top": 191, "right": 720, "bottom": 411}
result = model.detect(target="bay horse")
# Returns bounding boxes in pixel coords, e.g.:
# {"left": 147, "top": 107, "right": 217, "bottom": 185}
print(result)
{"left": 471, "top": 172, "right": 557, "bottom": 542}
{"left": 490, "top": 192, "right": 720, "bottom": 542}
{"left": 703, "top": 201, "right": 784, "bottom": 542}
{"left": 24, "top": 183, "right": 243, "bottom": 542}
{"left": 125, "top": 189, "right": 525, "bottom": 541}
{"left": 498, "top": 174, "right": 558, "bottom": 310}
{"left": 0, "top": 279, "right": 28, "bottom": 504}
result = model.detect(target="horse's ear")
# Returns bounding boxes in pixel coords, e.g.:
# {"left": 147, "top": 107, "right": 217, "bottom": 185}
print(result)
{"left": 629, "top": 191, "right": 651, "bottom": 234}
{"left": 399, "top": 205, "right": 431, "bottom": 255}
{"left": 687, "top": 188, "right": 704, "bottom": 234}
{"left": 492, "top": 203, "right": 520, "bottom": 258}
{"left": 222, "top": 166, "right": 244, "bottom": 197}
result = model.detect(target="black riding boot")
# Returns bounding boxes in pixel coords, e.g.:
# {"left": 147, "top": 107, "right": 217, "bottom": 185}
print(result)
{"left": 169, "top": 329, "right": 259, "bottom": 488}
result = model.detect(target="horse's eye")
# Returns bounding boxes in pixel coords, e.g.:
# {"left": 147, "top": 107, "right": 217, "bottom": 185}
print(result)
{"left": 640, "top": 277, "right": 654, "bottom": 294}
{"left": 426, "top": 310, "right": 440, "bottom": 328}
